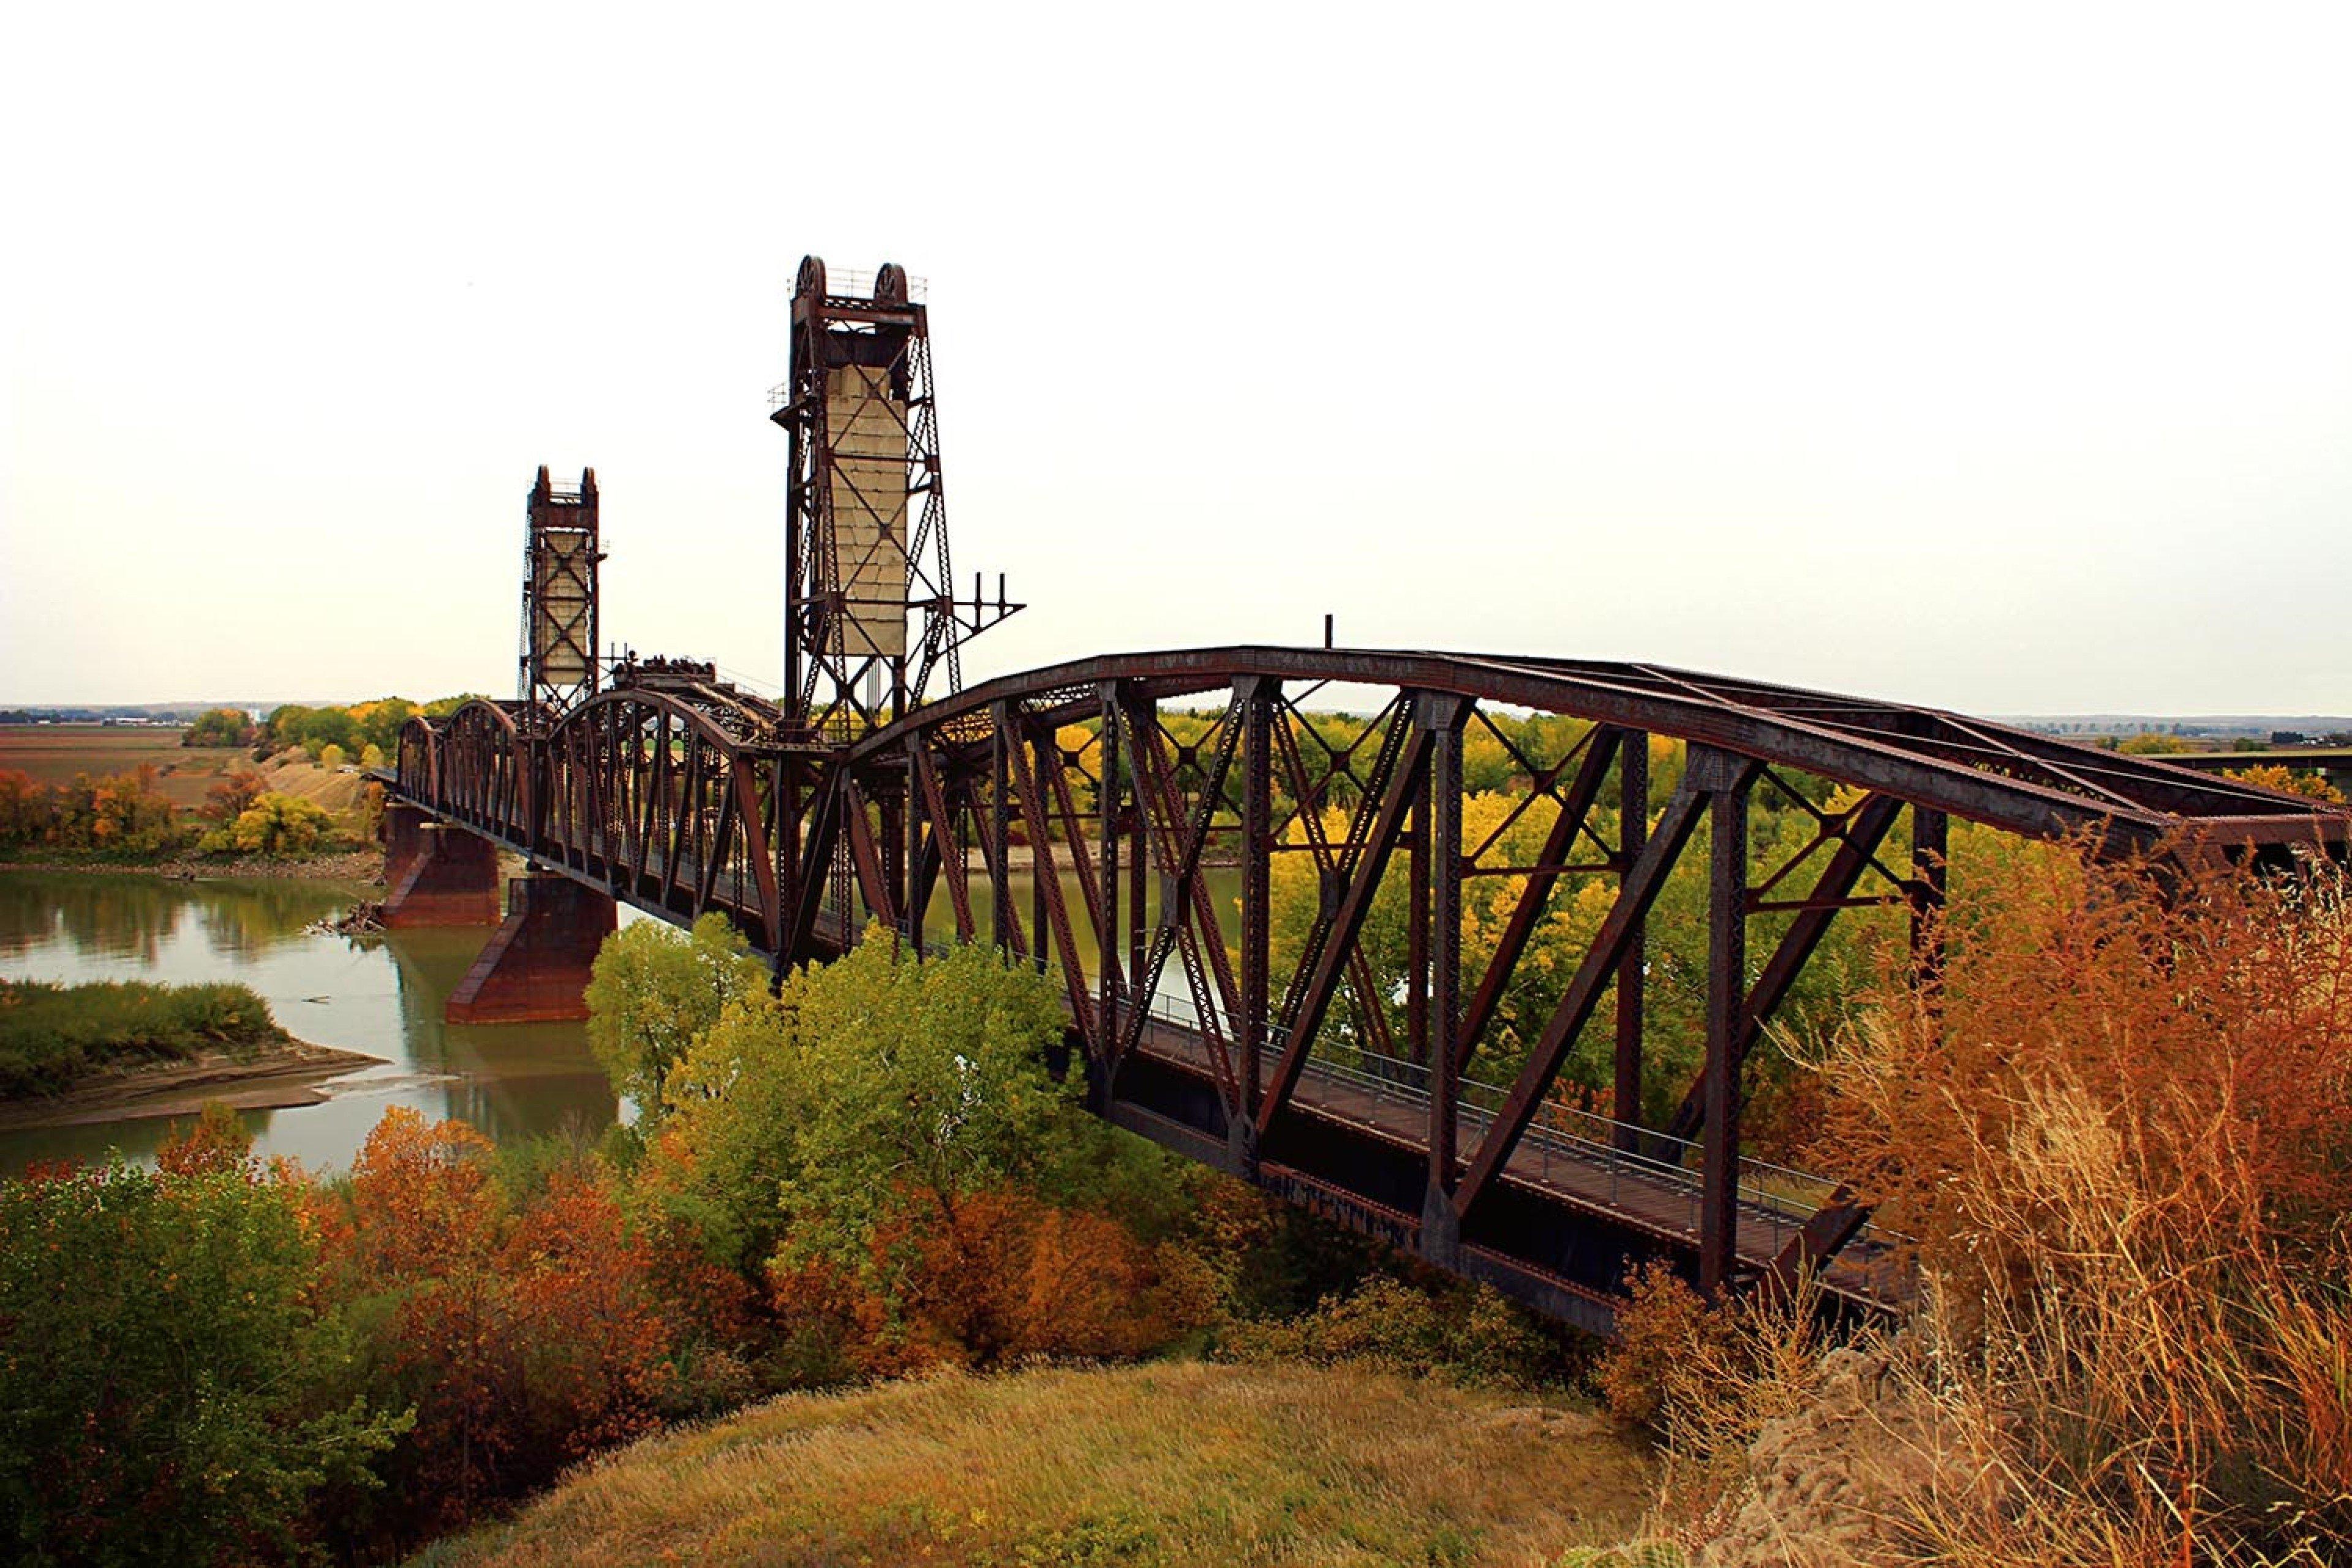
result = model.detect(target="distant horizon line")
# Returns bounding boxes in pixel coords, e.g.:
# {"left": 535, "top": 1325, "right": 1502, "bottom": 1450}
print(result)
{"left": 6, "top": 697, "right": 2350, "bottom": 733}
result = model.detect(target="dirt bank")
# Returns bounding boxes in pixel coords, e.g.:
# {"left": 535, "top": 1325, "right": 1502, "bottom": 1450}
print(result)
{"left": 0, "top": 1038, "right": 386, "bottom": 1130}
{"left": 0, "top": 850, "right": 384, "bottom": 883}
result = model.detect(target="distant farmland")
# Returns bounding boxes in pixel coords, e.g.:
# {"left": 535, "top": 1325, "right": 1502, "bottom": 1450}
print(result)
{"left": 0, "top": 725, "right": 251, "bottom": 809}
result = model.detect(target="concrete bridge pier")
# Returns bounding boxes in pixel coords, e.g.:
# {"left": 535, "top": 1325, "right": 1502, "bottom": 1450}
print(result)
{"left": 382, "top": 807, "right": 502, "bottom": 927}
{"left": 444, "top": 873, "right": 616, "bottom": 1024}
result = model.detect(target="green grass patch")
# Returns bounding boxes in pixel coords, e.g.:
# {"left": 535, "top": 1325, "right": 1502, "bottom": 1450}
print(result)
{"left": 0, "top": 977, "right": 290, "bottom": 1097}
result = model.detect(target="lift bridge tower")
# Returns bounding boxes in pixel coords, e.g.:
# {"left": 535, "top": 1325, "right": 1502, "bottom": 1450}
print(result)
{"left": 520, "top": 466, "right": 603, "bottom": 713}
{"left": 771, "top": 257, "right": 1018, "bottom": 740}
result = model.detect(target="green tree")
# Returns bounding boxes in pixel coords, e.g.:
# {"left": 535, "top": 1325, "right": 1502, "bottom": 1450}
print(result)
{"left": 766, "top": 938, "right": 1071, "bottom": 1275}
{"left": 205, "top": 791, "right": 333, "bottom": 856}
{"left": 582, "top": 913, "right": 770, "bottom": 1114}
{"left": 181, "top": 707, "right": 253, "bottom": 748}
{"left": 2223, "top": 763, "right": 2346, "bottom": 804}
{"left": 646, "top": 937, "right": 1074, "bottom": 1279}
{"left": 0, "top": 1162, "right": 406, "bottom": 1565}
{"left": 348, "top": 698, "right": 420, "bottom": 754}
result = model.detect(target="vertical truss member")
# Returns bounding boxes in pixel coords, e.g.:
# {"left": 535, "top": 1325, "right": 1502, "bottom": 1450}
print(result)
{"left": 771, "top": 256, "right": 1020, "bottom": 741}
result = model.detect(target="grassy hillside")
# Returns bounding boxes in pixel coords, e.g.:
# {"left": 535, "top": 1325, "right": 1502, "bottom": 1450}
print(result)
{"left": 251, "top": 745, "right": 372, "bottom": 815}
{"left": 410, "top": 1360, "right": 1655, "bottom": 1568}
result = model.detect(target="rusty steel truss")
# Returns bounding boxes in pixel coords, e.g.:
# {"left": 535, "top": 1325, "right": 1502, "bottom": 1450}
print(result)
{"left": 392, "top": 647, "right": 2348, "bottom": 1333}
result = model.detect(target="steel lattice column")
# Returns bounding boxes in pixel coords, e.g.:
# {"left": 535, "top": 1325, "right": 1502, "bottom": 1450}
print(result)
{"left": 1422, "top": 698, "right": 1467, "bottom": 1267}
{"left": 1695, "top": 745, "right": 1758, "bottom": 1294}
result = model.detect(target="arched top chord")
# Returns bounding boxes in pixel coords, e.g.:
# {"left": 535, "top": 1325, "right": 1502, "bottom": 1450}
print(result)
{"left": 841, "top": 646, "right": 2346, "bottom": 854}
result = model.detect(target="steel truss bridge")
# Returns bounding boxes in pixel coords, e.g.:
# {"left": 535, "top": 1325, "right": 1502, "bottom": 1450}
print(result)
{"left": 390, "top": 646, "right": 2348, "bottom": 1335}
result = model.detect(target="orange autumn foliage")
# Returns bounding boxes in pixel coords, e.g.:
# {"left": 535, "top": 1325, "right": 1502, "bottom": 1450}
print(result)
{"left": 344, "top": 1106, "right": 502, "bottom": 1280}
{"left": 317, "top": 1108, "right": 706, "bottom": 1535}
{"left": 774, "top": 1183, "right": 1215, "bottom": 1376}
{"left": 156, "top": 1099, "right": 262, "bottom": 1180}
{"left": 1809, "top": 840, "right": 2352, "bottom": 1286}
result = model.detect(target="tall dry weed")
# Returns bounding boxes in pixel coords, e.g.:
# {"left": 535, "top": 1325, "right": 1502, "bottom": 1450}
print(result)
{"left": 1650, "top": 842, "right": 2352, "bottom": 1566}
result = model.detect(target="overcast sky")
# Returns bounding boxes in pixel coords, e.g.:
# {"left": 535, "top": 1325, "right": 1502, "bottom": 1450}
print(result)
{"left": 4, "top": 3, "right": 2346, "bottom": 715}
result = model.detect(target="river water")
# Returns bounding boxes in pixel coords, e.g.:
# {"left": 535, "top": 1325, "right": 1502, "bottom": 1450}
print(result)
{"left": 0, "top": 870, "right": 622, "bottom": 1174}
{"left": 0, "top": 862, "right": 1246, "bottom": 1175}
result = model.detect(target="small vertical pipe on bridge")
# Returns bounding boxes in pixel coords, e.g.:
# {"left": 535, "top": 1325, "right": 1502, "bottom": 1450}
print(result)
{"left": 1097, "top": 683, "right": 1123, "bottom": 1104}
{"left": 1237, "top": 677, "right": 1274, "bottom": 1166}
{"left": 1323, "top": 613, "right": 1333, "bottom": 649}
{"left": 1614, "top": 730, "right": 1649, "bottom": 1150}
{"left": 1909, "top": 805, "right": 1948, "bottom": 990}
{"left": 1699, "top": 747, "right": 1754, "bottom": 1295}
{"left": 1423, "top": 705, "right": 1466, "bottom": 1266}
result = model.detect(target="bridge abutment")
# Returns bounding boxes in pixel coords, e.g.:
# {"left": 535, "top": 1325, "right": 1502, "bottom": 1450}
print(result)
{"left": 445, "top": 875, "right": 616, "bottom": 1024}
{"left": 382, "top": 802, "right": 431, "bottom": 893}
{"left": 382, "top": 820, "right": 502, "bottom": 927}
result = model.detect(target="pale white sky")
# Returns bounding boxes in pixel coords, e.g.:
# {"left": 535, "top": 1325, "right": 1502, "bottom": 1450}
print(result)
{"left": 4, "top": 2, "right": 2346, "bottom": 714}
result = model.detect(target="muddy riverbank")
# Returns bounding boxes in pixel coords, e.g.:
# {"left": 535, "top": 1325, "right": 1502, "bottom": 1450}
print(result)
{"left": 0, "top": 1038, "right": 386, "bottom": 1131}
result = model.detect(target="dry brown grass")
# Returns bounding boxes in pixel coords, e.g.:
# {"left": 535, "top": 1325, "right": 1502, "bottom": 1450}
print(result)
{"left": 251, "top": 747, "right": 370, "bottom": 815}
{"left": 407, "top": 1360, "right": 1656, "bottom": 1567}
{"left": 1626, "top": 842, "right": 2352, "bottom": 1567}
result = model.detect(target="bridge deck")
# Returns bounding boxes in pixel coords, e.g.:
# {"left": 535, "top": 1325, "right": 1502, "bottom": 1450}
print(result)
{"left": 1120, "top": 1011, "right": 1910, "bottom": 1310}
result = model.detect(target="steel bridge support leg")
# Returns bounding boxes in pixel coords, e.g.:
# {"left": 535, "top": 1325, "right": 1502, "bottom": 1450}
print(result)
{"left": 1698, "top": 747, "right": 1755, "bottom": 1295}
{"left": 1422, "top": 706, "right": 1466, "bottom": 1269}
{"left": 1614, "top": 733, "right": 1648, "bottom": 1150}
{"left": 991, "top": 699, "right": 1016, "bottom": 957}
{"left": 1029, "top": 728, "right": 1050, "bottom": 978}
{"left": 774, "top": 758, "right": 799, "bottom": 973}
{"left": 881, "top": 785, "right": 906, "bottom": 944}
{"left": 1407, "top": 795, "right": 1430, "bottom": 1067}
{"left": 1910, "top": 805, "right": 1948, "bottom": 989}
{"left": 1122, "top": 696, "right": 1152, "bottom": 1016}
{"left": 1234, "top": 677, "right": 1275, "bottom": 1174}
{"left": 1094, "top": 684, "right": 1122, "bottom": 1110}
{"left": 903, "top": 751, "right": 927, "bottom": 950}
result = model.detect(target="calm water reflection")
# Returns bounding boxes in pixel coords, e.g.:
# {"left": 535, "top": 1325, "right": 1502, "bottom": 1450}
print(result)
{"left": 0, "top": 870, "right": 621, "bottom": 1174}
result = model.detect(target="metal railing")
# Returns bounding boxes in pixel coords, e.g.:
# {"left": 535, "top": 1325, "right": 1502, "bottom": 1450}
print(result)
{"left": 817, "top": 266, "right": 927, "bottom": 303}
{"left": 1093, "top": 983, "right": 1912, "bottom": 1299}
